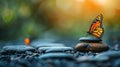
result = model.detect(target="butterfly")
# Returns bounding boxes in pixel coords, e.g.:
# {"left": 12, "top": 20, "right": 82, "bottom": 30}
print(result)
{"left": 87, "top": 14, "right": 104, "bottom": 39}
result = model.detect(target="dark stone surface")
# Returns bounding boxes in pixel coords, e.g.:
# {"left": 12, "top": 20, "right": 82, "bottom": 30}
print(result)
{"left": 79, "top": 37, "right": 101, "bottom": 43}
{"left": 75, "top": 37, "right": 109, "bottom": 52}
{"left": 0, "top": 42, "right": 120, "bottom": 67}
{"left": 0, "top": 45, "right": 35, "bottom": 55}
{"left": 45, "top": 47, "right": 73, "bottom": 53}
{"left": 38, "top": 47, "right": 74, "bottom": 53}
{"left": 95, "top": 51, "right": 120, "bottom": 59}
{"left": 77, "top": 56, "right": 94, "bottom": 62}
{"left": 31, "top": 43, "right": 65, "bottom": 48}
{"left": 39, "top": 53, "right": 74, "bottom": 60}
{"left": 77, "top": 62, "right": 97, "bottom": 67}
{"left": 94, "top": 55, "right": 109, "bottom": 61}
{"left": 75, "top": 43, "right": 109, "bottom": 52}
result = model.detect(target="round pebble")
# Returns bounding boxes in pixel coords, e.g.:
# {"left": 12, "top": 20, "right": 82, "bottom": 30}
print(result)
{"left": 79, "top": 37, "right": 101, "bottom": 42}
{"left": 95, "top": 51, "right": 120, "bottom": 59}
{"left": 38, "top": 47, "right": 73, "bottom": 53}
{"left": 75, "top": 43, "right": 109, "bottom": 52}
{"left": 31, "top": 43, "right": 65, "bottom": 48}
{"left": 77, "top": 56, "right": 94, "bottom": 62}
{"left": 45, "top": 47, "right": 73, "bottom": 53}
{"left": 39, "top": 53, "right": 74, "bottom": 60}
{"left": 75, "top": 37, "right": 109, "bottom": 52}
{"left": 0, "top": 45, "right": 35, "bottom": 55}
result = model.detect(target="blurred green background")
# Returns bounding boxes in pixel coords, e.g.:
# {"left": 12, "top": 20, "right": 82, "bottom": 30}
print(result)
{"left": 0, "top": 0, "right": 120, "bottom": 46}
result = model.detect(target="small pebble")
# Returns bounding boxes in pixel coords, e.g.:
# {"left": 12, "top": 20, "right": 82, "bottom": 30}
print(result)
{"left": 0, "top": 45, "right": 35, "bottom": 55}
{"left": 31, "top": 43, "right": 65, "bottom": 48}
{"left": 39, "top": 53, "right": 74, "bottom": 60}
{"left": 95, "top": 51, "right": 120, "bottom": 59}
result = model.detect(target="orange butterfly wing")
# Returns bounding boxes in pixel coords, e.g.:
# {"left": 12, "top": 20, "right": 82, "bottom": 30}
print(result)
{"left": 88, "top": 14, "right": 104, "bottom": 39}
{"left": 90, "top": 21, "right": 100, "bottom": 32}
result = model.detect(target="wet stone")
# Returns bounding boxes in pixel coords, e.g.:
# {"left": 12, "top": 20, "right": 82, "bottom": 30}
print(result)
{"left": 75, "top": 43, "right": 109, "bottom": 52}
{"left": 95, "top": 51, "right": 120, "bottom": 60}
{"left": 10, "top": 55, "right": 22, "bottom": 61}
{"left": 0, "top": 45, "right": 35, "bottom": 55}
{"left": 31, "top": 43, "right": 65, "bottom": 49}
{"left": 79, "top": 37, "right": 101, "bottom": 42}
{"left": 94, "top": 56, "right": 109, "bottom": 62}
{"left": 76, "top": 56, "right": 95, "bottom": 63}
{"left": 39, "top": 53, "right": 74, "bottom": 60}
{"left": 38, "top": 47, "right": 73, "bottom": 53}
{"left": 38, "top": 47, "right": 54, "bottom": 53}
{"left": 75, "top": 37, "right": 109, "bottom": 52}
{"left": 77, "top": 53, "right": 109, "bottom": 63}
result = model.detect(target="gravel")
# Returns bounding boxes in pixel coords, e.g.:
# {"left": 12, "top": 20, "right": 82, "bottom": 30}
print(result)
{"left": 0, "top": 43, "right": 120, "bottom": 67}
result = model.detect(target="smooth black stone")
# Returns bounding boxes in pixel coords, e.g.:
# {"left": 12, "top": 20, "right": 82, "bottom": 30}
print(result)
{"left": 79, "top": 37, "right": 101, "bottom": 42}
{"left": 31, "top": 43, "right": 65, "bottom": 48}
{"left": 38, "top": 47, "right": 73, "bottom": 53}
{"left": 38, "top": 47, "right": 53, "bottom": 53}
{"left": 39, "top": 53, "right": 74, "bottom": 60}
{"left": 0, "top": 45, "right": 35, "bottom": 55}
{"left": 95, "top": 51, "right": 120, "bottom": 59}
{"left": 75, "top": 43, "right": 109, "bottom": 52}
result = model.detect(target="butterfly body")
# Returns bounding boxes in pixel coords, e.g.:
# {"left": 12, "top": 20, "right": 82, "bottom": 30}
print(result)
{"left": 87, "top": 14, "right": 104, "bottom": 40}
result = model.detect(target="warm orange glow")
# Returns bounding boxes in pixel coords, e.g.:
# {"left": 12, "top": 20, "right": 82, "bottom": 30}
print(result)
{"left": 24, "top": 38, "right": 30, "bottom": 45}
{"left": 76, "top": 0, "right": 85, "bottom": 3}
{"left": 40, "top": 0, "right": 120, "bottom": 32}
{"left": 93, "top": 0, "right": 108, "bottom": 5}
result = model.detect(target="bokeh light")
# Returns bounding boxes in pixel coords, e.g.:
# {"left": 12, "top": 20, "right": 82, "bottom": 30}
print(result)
{"left": 0, "top": 0, "right": 120, "bottom": 46}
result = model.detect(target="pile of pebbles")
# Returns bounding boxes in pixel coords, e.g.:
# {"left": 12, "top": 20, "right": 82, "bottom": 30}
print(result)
{"left": 0, "top": 42, "right": 120, "bottom": 67}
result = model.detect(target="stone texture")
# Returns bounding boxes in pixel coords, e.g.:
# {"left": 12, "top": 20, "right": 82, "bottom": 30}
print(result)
{"left": 0, "top": 45, "right": 35, "bottom": 55}
{"left": 75, "top": 43, "right": 109, "bottom": 52}
{"left": 38, "top": 47, "right": 73, "bottom": 53}
{"left": 79, "top": 37, "right": 101, "bottom": 42}
{"left": 31, "top": 43, "right": 65, "bottom": 48}
{"left": 75, "top": 37, "right": 109, "bottom": 52}
{"left": 95, "top": 51, "right": 120, "bottom": 59}
{"left": 39, "top": 53, "right": 74, "bottom": 60}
